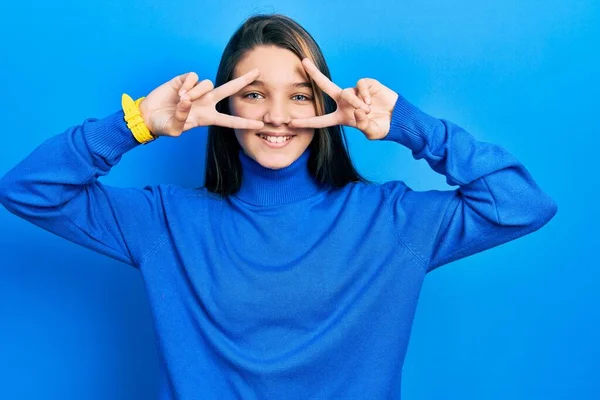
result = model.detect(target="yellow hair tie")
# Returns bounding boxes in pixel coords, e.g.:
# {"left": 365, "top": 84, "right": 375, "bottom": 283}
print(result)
{"left": 121, "top": 93, "right": 157, "bottom": 144}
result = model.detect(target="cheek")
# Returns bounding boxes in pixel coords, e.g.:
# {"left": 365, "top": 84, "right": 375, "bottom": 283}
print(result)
{"left": 231, "top": 101, "right": 263, "bottom": 120}
{"left": 234, "top": 130, "right": 252, "bottom": 147}
{"left": 305, "top": 131, "right": 316, "bottom": 144}
{"left": 299, "top": 104, "right": 318, "bottom": 118}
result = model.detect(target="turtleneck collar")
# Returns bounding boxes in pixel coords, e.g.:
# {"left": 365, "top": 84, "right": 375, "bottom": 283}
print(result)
{"left": 234, "top": 149, "right": 326, "bottom": 206}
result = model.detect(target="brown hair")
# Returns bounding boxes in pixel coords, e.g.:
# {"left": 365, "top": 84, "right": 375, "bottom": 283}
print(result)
{"left": 204, "top": 13, "right": 368, "bottom": 196}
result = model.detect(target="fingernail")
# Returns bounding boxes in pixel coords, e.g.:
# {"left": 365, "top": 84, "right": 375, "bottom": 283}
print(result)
{"left": 366, "top": 97, "right": 371, "bottom": 105}
{"left": 179, "top": 89, "right": 187, "bottom": 97}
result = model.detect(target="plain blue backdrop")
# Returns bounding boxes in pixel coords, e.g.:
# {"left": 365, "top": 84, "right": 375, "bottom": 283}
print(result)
{"left": 0, "top": 1, "right": 598, "bottom": 399}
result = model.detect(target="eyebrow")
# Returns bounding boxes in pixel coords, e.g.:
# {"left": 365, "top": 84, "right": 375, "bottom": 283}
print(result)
{"left": 246, "top": 80, "right": 313, "bottom": 90}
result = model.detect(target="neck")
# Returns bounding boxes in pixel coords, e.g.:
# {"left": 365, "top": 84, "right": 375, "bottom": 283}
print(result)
{"left": 235, "top": 149, "right": 325, "bottom": 206}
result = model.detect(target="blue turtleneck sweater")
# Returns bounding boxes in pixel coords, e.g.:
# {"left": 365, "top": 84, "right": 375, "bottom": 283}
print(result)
{"left": 0, "top": 94, "right": 557, "bottom": 399}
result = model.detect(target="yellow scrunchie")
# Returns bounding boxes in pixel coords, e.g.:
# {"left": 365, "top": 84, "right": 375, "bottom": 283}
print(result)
{"left": 121, "top": 93, "right": 157, "bottom": 144}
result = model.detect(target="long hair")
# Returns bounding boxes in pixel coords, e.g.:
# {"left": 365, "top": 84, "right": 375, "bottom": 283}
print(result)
{"left": 204, "top": 13, "right": 369, "bottom": 196}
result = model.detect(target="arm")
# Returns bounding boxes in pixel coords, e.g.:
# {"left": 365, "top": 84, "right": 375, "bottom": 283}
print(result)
{"left": 0, "top": 111, "right": 169, "bottom": 268}
{"left": 285, "top": 59, "right": 557, "bottom": 273}
{"left": 0, "top": 70, "right": 269, "bottom": 268}
{"left": 383, "top": 94, "right": 558, "bottom": 273}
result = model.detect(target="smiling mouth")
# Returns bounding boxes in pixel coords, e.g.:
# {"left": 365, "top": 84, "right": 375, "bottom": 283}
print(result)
{"left": 256, "top": 133, "right": 295, "bottom": 143}
{"left": 256, "top": 133, "right": 295, "bottom": 147}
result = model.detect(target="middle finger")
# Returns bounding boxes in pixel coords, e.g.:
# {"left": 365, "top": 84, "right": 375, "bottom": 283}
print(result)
{"left": 302, "top": 59, "right": 369, "bottom": 113}
{"left": 300, "top": 58, "right": 342, "bottom": 99}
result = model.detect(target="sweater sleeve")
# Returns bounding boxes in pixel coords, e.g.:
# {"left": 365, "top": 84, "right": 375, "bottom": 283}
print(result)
{"left": 383, "top": 94, "right": 558, "bottom": 273}
{"left": 0, "top": 110, "right": 170, "bottom": 269}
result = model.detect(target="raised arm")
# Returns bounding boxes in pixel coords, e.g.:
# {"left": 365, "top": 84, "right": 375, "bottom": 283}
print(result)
{"left": 0, "top": 69, "right": 266, "bottom": 268}
{"left": 289, "top": 58, "right": 557, "bottom": 273}
{"left": 0, "top": 111, "right": 172, "bottom": 268}
{"left": 382, "top": 94, "right": 557, "bottom": 273}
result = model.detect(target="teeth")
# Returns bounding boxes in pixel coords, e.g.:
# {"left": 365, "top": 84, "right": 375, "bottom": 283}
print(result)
{"left": 259, "top": 134, "right": 292, "bottom": 144}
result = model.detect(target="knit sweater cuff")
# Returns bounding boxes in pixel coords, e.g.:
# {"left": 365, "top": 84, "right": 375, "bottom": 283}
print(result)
{"left": 382, "top": 93, "right": 442, "bottom": 153}
{"left": 84, "top": 110, "right": 141, "bottom": 162}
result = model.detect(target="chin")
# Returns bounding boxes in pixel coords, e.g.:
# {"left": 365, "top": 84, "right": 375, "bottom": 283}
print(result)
{"left": 254, "top": 152, "right": 297, "bottom": 170}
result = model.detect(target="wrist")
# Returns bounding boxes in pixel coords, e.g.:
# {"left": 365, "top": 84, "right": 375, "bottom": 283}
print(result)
{"left": 138, "top": 98, "right": 152, "bottom": 133}
{"left": 121, "top": 94, "right": 157, "bottom": 144}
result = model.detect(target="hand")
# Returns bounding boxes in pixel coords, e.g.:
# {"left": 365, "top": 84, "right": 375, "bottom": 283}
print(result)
{"left": 139, "top": 69, "right": 265, "bottom": 137}
{"left": 289, "top": 58, "right": 399, "bottom": 140}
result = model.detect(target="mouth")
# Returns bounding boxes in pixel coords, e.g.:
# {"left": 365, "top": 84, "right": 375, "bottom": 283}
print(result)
{"left": 256, "top": 132, "right": 296, "bottom": 148}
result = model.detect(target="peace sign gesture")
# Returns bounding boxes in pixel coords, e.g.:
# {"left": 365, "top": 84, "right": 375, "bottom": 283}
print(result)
{"left": 289, "top": 58, "right": 399, "bottom": 140}
{"left": 139, "top": 69, "right": 265, "bottom": 137}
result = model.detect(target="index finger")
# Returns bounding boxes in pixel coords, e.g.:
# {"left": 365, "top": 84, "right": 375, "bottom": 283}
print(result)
{"left": 289, "top": 113, "right": 341, "bottom": 129}
{"left": 211, "top": 68, "right": 261, "bottom": 102}
{"left": 213, "top": 113, "right": 265, "bottom": 130}
{"left": 300, "top": 58, "right": 342, "bottom": 99}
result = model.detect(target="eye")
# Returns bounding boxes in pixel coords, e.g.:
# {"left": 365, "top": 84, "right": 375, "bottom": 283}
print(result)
{"left": 243, "top": 92, "right": 264, "bottom": 100}
{"left": 292, "top": 94, "right": 313, "bottom": 102}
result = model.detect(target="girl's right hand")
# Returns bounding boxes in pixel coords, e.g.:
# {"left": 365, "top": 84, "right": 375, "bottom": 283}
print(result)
{"left": 138, "top": 68, "right": 264, "bottom": 137}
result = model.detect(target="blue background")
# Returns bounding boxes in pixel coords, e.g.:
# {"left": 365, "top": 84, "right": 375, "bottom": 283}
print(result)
{"left": 0, "top": 1, "right": 598, "bottom": 399}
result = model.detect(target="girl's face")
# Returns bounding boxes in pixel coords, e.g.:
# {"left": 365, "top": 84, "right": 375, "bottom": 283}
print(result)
{"left": 228, "top": 45, "right": 317, "bottom": 170}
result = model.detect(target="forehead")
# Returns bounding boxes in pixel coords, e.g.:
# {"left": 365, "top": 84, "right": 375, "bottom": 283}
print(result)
{"left": 233, "top": 46, "right": 308, "bottom": 83}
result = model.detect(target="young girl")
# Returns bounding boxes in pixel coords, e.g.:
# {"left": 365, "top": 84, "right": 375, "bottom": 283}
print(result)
{"left": 0, "top": 13, "right": 557, "bottom": 399}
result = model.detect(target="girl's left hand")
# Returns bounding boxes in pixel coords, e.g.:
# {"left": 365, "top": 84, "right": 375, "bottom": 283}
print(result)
{"left": 289, "top": 58, "right": 399, "bottom": 140}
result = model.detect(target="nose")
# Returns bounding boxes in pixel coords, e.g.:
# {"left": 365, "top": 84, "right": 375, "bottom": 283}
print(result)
{"left": 262, "top": 99, "right": 291, "bottom": 127}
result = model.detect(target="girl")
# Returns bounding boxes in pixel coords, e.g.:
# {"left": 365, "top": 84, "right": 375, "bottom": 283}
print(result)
{"left": 0, "top": 13, "right": 557, "bottom": 400}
